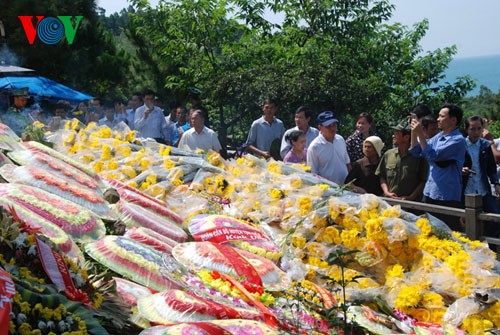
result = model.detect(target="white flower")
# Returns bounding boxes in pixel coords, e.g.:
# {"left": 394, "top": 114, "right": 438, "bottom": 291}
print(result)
{"left": 12, "top": 232, "right": 28, "bottom": 248}
{"left": 46, "top": 320, "right": 55, "bottom": 330}
{"left": 38, "top": 321, "right": 47, "bottom": 331}
{"left": 27, "top": 245, "right": 37, "bottom": 256}
{"left": 16, "top": 313, "right": 27, "bottom": 324}
{"left": 58, "top": 320, "right": 68, "bottom": 331}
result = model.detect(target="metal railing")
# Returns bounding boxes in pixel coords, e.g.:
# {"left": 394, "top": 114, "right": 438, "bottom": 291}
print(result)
{"left": 382, "top": 194, "right": 500, "bottom": 259}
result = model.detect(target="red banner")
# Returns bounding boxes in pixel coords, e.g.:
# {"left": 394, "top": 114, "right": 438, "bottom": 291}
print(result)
{"left": 35, "top": 236, "right": 92, "bottom": 307}
{"left": 0, "top": 268, "right": 15, "bottom": 335}
{"left": 193, "top": 227, "right": 270, "bottom": 243}
{"left": 184, "top": 291, "right": 242, "bottom": 320}
{"left": 220, "top": 273, "right": 279, "bottom": 329}
{"left": 190, "top": 322, "right": 233, "bottom": 335}
{"left": 211, "top": 243, "right": 262, "bottom": 286}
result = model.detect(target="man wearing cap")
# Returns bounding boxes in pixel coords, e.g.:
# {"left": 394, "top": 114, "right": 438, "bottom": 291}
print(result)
{"left": 376, "top": 119, "right": 428, "bottom": 201}
{"left": 280, "top": 106, "right": 319, "bottom": 159}
{"left": 0, "top": 87, "right": 32, "bottom": 136}
{"left": 410, "top": 104, "right": 466, "bottom": 231}
{"left": 307, "top": 111, "right": 351, "bottom": 185}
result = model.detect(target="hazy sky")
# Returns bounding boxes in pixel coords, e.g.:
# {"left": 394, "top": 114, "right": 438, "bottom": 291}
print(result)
{"left": 98, "top": 0, "right": 500, "bottom": 58}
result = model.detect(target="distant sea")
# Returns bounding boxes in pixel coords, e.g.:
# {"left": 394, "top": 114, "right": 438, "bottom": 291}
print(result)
{"left": 442, "top": 54, "right": 500, "bottom": 96}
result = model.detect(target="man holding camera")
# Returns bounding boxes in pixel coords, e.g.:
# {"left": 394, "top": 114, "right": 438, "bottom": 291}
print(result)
{"left": 410, "top": 104, "right": 467, "bottom": 231}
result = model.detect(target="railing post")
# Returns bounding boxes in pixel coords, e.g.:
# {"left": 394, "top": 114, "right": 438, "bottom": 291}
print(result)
{"left": 464, "top": 194, "right": 483, "bottom": 240}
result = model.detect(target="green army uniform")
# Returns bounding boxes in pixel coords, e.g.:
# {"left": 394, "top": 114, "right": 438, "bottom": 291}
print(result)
{"left": 0, "top": 87, "right": 32, "bottom": 137}
{"left": 376, "top": 147, "right": 428, "bottom": 197}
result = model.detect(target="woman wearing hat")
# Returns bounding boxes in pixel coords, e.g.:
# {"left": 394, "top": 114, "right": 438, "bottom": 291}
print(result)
{"left": 345, "top": 136, "right": 384, "bottom": 195}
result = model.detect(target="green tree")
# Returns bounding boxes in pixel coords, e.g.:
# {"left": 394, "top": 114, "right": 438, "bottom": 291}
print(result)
{"left": 127, "top": 0, "right": 474, "bottom": 147}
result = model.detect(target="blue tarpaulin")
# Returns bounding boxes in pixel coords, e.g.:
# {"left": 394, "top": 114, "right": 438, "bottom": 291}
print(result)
{"left": 0, "top": 76, "right": 92, "bottom": 104}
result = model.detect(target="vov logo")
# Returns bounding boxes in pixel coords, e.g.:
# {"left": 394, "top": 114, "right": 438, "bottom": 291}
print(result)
{"left": 18, "top": 16, "right": 83, "bottom": 45}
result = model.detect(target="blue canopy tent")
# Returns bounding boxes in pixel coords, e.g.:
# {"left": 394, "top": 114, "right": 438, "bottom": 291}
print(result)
{"left": 0, "top": 76, "right": 92, "bottom": 104}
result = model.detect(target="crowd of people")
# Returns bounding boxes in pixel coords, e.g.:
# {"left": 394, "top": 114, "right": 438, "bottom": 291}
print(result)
{"left": 2, "top": 88, "right": 500, "bottom": 234}
{"left": 245, "top": 99, "right": 500, "bottom": 235}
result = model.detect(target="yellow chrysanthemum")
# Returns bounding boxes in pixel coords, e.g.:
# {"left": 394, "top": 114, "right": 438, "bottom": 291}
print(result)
{"left": 121, "top": 166, "right": 137, "bottom": 179}
{"left": 291, "top": 233, "right": 307, "bottom": 249}
{"left": 394, "top": 284, "right": 423, "bottom": 309}
{"left": 126, "top": 130, "right": 136, "bottom": 142}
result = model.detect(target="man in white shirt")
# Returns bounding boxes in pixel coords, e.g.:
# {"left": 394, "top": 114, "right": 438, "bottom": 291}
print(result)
{"left": 98, "top": 102, "right": 122, "bottom": 129}
{"left": 280, "top": 106, "right": 319, "bottom": 159}
{"left": 307, "top": 111, "right": 351, "bottom": 185}
{"left": 178, "top": 110, "right": 221, "bottom": 153}
{"left": 134, "top": 89, "right": 170, "bottom": 143}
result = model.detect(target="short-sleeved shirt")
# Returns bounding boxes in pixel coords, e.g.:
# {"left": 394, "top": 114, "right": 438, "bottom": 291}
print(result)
{"left": 246, "top": 116, "right": 285, "bottom": 154}
{"left": 409, "top": 129, "right": 466, "bottom": 201}
{"left": 280, "top": 126, "right": 319, "bottom": 158}
{"left": 178, "top": 126, "right": 221, "bottom": 152}
{"left": 283, "top": 149, "right": 307, "bottom": 164}
{"left": 0, "top": 107, "right": 32, "bottom": 136}
{"left": 376, "top": 148, "right": 428, "bottom": 197}
{"left": 307, "top": 133, "right": 350, "bottom": 185}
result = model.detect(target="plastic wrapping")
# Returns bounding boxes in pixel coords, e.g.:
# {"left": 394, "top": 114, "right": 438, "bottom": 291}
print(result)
{"left": 113, "top": 277, "right": 154, "bottom": 329}
{"left": 139, "top": 319, "right": 279, "bottom": 335}
{"left": 0, "top": 151, "right": 13, "bottom": 167}
{"left": 7, "top": 149, "right": 106, "bottom": 193}
{"left": 85, "top": 235, "right": 181, "bottom": 292}
{"left": 116, "top": 200, "right": 188, "bottom": 242}
{"left": 0, "top": 164, "right": 112, "bottom": 218}
{"left": 0, "top": 197, "right": 83, "bottom": 260}
{"left": 164, "top": 190, "right": 210, "bottom": 225}
{"left": 137, "top": 289, "right": 264, "bottom": 325}
{"left": 106, "top": 177, "right": 183, "bottom": 225}
{"left": 124, "top": 227, "right": 179, "bottom": 253}
{"left": 421, "top": 213, "right": 453, "bottom": 240}
{"left": 114, "top": 277, "right": 155, "bottom": 306}
{"left": 345, "top": 306, "right": 399, "bottom": 335}
{"left": 172, "top": 242, "right": 290, "bottom": 290}
{"left": 0, "top": 183, "right": 106, "bottom": 242}
{"left": 188, "top": 214, "right": 281, "bottom": 262}
{"left": 0, "top": 122, "right": 24, "bottom": 151}
{"left": 443, "top": 289, "right": 500, "bottom": 326}
{"left": 23, "top": 140, "right": 99, "bottom": 178}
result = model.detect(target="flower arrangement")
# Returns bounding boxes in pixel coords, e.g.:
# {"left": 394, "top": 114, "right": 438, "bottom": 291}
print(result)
{"left": 197, "top": 270, "right": 275, "bottom": 307}
{"left": 0, "top": 208, "right": 133, "bottom": 335}
{"left": 12, "top": 122, "right": 498, "bottom": 334}
{"left": 0, "top": 183, "right": 105, "bottom": 242}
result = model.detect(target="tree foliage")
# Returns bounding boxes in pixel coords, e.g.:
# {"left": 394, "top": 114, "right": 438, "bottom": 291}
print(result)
{"left": 127, "top": 0, "right": 474, "bottom": 146}
{"left": 463, "top": 86, "right": 500, "bottom": 138}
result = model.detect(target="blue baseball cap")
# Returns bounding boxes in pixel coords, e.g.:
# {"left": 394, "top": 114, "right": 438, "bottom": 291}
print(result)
{"left": 317, "top": 111, "right": 338, "bottom": 126}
